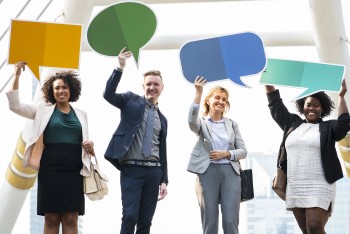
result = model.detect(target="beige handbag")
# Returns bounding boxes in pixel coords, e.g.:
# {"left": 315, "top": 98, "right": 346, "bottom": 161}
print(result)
{"left": 83, "top": 155, "right": 109, "bottom": 201}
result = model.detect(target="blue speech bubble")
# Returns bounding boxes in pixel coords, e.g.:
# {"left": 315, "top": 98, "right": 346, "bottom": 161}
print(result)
{"left": 179, "top": 32, "right": 266, "bottom": 86}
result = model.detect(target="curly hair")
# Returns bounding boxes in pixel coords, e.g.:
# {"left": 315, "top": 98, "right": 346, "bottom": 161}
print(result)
{"left": 295, "top": 91, "right": 335, "bottom": 118}
{"left": 202, "top": 86, "right": 230, "bottom": 116}
{"left": 41, "top": 71, "right": 82, "bottom": 104}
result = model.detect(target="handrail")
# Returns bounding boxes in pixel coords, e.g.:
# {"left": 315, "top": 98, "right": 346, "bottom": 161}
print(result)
{"left": 0, "top": 0, "right": 31, "bottom": 42}
{"left": 0, "top": 0, "right": 54, "bottom": 94}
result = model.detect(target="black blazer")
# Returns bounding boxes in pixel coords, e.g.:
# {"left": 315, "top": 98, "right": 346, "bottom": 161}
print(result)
{"left": 103, "top": 69, "right": 168, "bottom": 184}
{"left": 267, "top": 89, "right": 350, "bottom": 184}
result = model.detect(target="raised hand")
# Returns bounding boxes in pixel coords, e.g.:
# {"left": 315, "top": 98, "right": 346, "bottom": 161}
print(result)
{"left": 11, "top": 61, "right": 27, "bottom": 90}
{"left": 193, "top": 76, "right": 206, "bottom": 104}
{"left": 194, "top": 76, "right": 206, "bottom": 94}
{"left": 338, "top": 79, "right": 349, "bottom": 115}
{"left": 339, "top": 79, "right": 347, "bottom": 97}
{"left": 15, "top": 61, "right": 27, "bottom": 77}
{"left": 118, "top": 47, "right": 133, "bottom": 69}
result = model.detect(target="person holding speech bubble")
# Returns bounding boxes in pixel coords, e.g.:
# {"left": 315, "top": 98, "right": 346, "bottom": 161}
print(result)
{"left": 7, "top": 61, "right": 95, "bottom": 234}
{"left": 265, "top": 79, "right": 350, "bottom": 234}
{"left": 103, "top": 48, "right": 168, "bottom": 234}
{"left": 187, "top": 76, "right": 247, "bottom": 234}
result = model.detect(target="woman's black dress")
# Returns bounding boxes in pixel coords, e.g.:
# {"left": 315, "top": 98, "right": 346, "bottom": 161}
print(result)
{"left": 37, "top": 143, "right": 84, "bottom": 215}
{"left": 37, "top": 108, "right": 84, "bottom": 215}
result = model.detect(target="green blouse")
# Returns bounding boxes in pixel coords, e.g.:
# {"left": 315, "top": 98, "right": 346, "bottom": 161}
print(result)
{"left": 44, "top": 107, "right": 82, "bottom": 145}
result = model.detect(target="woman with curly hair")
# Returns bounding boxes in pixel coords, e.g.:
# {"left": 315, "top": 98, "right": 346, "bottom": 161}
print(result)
{"left": 265, "top": 79, "right": 349, "bottom": 234}
{"left": 7, "top": 61, "right": 95, "bottom": 234}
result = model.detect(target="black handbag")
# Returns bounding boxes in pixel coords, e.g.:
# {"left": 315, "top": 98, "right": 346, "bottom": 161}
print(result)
{"left": 240, "top": 168, "right": 254, "bottom": 202}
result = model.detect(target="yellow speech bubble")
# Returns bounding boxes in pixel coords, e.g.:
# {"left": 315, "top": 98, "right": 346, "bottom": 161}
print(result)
{"left": 8, "top": 20, "right": 82, "bottom": 80}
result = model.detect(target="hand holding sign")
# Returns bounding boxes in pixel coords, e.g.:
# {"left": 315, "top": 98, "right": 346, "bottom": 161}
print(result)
{"left": 179, "top": 32, "right": 266, "bottom": 87}
{"left": 87, "top": 2, "right": 157, "bottom": 67}
{"left": 8, "top": 20, "right": 82, "bottom": 80}
{"left": 260, "top": 59, "right": 345, "bottom": 99}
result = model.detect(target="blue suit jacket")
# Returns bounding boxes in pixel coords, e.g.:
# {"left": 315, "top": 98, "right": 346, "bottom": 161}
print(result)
{"left": 103, "top": 69, "right": 168, "bottom": 184}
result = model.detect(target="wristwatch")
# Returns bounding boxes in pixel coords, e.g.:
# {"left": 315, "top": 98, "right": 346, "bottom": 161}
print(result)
{"left": 226, "top": 151, "right": 231, "bottom": 160}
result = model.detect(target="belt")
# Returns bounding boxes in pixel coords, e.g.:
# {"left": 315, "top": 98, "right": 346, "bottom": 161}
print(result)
{"left": 122, "top": 160, "right": 161, "bottom": 167}
{"left": 210, "top": 162, "right": 231, "bottom": 165}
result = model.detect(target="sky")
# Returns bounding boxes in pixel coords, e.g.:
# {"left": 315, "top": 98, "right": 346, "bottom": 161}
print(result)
{"left": 1, "top": 0, "right": 350, "bottom": 233}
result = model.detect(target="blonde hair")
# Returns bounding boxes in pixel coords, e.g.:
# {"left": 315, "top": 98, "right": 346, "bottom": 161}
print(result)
{"left": 202, "top": 86, "right": 230, "bottom": 116}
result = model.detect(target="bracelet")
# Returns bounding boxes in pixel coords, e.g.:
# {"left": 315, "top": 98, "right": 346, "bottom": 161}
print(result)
{"left": 226, "top": 151, "right": 230, "bottom": 160}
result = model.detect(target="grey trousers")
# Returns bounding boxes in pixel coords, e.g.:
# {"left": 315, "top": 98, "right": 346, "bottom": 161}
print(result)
{"left": 196, "top": 164, "right": 241, "bottom": 234}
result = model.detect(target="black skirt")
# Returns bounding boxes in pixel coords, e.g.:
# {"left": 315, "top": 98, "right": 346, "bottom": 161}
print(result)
{"left": 37, "top": 143, "right": 84, "bottom": 216}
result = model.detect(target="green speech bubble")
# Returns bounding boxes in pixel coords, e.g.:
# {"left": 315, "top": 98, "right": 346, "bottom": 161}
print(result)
{"left": 87, "top": 2, "right": 157, "bottom": 66}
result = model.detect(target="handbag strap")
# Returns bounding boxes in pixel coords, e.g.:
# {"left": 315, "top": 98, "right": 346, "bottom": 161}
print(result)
{"left": 88, "top": 154, "right": 99, "bottom": 166}
{"left": 277, "top": 126, "right": 295, "bottom": 167}
{"left": 238, "top": 161, "right": 245, "bottom": 172}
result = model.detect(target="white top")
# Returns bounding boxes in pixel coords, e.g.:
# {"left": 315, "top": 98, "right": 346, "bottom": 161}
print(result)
{"left": 285, "top": 123, "right": 336, "bottom": 214}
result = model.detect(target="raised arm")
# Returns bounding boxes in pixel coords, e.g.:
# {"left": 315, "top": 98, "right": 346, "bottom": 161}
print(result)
{"left": 338, "top": 79, "right": 349, "bottom": 116}
{"left": 7, "top": 61, "right": 37, "bottom": 119}
{"left": 103, "top": 48, "right": 132, "bottom": 107}
{"left": 188, "top": 76, "right": 206, "bottom": 134}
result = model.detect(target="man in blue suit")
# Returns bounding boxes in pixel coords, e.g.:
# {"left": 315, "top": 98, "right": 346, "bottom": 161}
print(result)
{"left": 103, "top": 48, "right": 168, "bottom": 234}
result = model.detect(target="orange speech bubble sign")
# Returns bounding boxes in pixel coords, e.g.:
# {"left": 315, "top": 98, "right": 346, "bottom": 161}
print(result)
{"left": 8, "top": 20, "right": 82, "bottom": 80}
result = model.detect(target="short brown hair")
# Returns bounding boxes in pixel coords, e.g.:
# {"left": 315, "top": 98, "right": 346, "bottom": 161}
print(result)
{"left": 143, "top": 70, "right": 162, "bottom": 80}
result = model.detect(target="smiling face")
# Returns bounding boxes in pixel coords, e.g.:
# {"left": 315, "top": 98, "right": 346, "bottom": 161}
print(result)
{"left": 206, "top": 90, "right": 228, "bottom": 117}
{"left": 53, "top": 79, "right": 70, "bottom": 104}
{"left": 142, "top": 74, "right": 164, "bottom": 104}
{"left": 303, "top": 96, "right": 324, "bottom": 123}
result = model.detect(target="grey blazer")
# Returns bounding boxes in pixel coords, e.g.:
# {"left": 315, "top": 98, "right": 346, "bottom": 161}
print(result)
{"left": 187, "top": 103, "right": 247, "bottom": 175}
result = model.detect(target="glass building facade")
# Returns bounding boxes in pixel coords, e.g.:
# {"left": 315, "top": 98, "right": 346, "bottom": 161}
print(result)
{"left": 242, "top": 152, "right": 350, "bottom": 234}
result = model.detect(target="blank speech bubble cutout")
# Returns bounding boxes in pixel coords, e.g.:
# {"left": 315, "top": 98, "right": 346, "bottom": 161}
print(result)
{"left": 8, "top": 20, "right": 82, "bottom": 80}
{"left": 260, "top": 58, "right": 345, "bottom": 100}
{"left": 179, "top": 32, "right": 266, "bottom": 87}
{"left": 87, "top": 2, "right": 157, "bottom": 66}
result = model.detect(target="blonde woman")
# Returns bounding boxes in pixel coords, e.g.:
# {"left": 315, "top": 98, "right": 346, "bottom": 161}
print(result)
{"left": 187, "top": 76, "right": 247, "bottom": 234}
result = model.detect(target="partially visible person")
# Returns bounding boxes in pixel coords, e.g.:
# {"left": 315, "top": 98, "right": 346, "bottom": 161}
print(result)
{"left": 103, "top": 48, "right": 168, "bottom": 234}
{"left": 265, "top": 79, "right": 350, "bottom": 234}
{"left": 187, "top": 76, "right": 247, "bottom": 234}
{"left": 7, "top": 61, "right": 95, "bottom": 234}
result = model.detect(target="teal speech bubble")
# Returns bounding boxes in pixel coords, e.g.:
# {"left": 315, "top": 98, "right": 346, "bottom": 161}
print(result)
{"left": 87, "top": 2, "right": 157, "bottom": 65}
{"left": 261, "top": 59, "right": 345, "bottom": 99}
